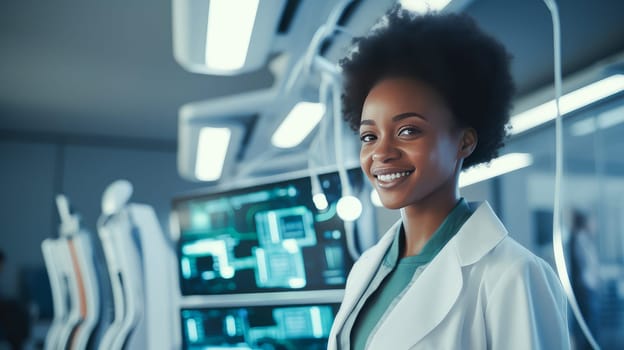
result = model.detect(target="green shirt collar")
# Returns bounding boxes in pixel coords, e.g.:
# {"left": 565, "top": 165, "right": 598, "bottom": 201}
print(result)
{"left": 384, "top": 198, "right": 473, "bottom": 266}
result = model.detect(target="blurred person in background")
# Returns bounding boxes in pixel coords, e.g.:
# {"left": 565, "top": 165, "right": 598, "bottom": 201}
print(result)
{"left": 0, "top": 250, "right": 30, "bottom": 350}
{"left": 569, "top": 209, "right": 602, "bottom": 349}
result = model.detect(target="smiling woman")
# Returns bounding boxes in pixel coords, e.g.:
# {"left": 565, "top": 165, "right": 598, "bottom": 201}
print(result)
{"left": 327, "top": 5, "right": 571, "bottom": 350}
{"left": 358, "top": 78, "right": 470, "bottom": 215}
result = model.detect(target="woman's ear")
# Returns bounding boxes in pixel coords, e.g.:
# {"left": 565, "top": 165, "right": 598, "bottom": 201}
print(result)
{"left": 458, "top": 128, "right": 477, "bottom": 159}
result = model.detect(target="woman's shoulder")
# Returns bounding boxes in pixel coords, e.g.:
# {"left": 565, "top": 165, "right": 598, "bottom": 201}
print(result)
{"left": 461, "top": 201, "right": 554, "bottom": 274}
{"left": 478, "top": 236, "right": 560, "bottom": 284}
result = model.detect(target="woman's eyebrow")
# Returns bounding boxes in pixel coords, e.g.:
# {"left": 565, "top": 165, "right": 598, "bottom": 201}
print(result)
{"left": 360, "top": 119, "right": 375, "bottom": 127}
{"left": 360, "top": 112, "right": 427, "bottom": 127}
{"left": 392, "top": 112, "right": 427, "bottom": 122}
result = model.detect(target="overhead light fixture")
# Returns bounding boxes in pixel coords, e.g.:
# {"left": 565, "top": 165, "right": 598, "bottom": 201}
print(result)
{"left": 399, "top": 0, "right": 452, "bottom": 12}
{"left": 271, "top": 102, "right": 326, "bottom": 149}
{"left": 459, "top": 153, "right": 533, "bottom": 188}
{"left": 205, "top": 0, "right": 259, "bottom": 71}
{"left": 178, "top": 120, "right": 244, "bottom": 183}
{"left": 510, "top": 74, "right": 624, "bottom": 135}
{"left": 570, "top": 103, "right": 624, "bottom": 136}
{"left": 172, "top": 0, "right": 286, "bottom": 75}
{"left": 179, "top": 92, "right": 272, "bottom": 182}
{"left": 195, "top": 127, "right": 232, "bottom": 181}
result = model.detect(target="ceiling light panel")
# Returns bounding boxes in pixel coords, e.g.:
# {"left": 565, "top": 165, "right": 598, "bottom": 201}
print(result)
{"left": 510, "top": 74, "right": 624, "bottom": 135}
{"left": 204, "top": 0, "right": 260, "bottom": 71}
{"left": 195, "top": 127, "right": 232, "bottom": 181}
{"left": 272, "top": 102, "right": 326, "bottom": 149}
{"left": 172, "top": 0, "right": 286, "bottom": 75}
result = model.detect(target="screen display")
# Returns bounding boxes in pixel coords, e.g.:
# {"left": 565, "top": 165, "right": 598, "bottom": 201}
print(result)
{"left": 173, "top": 169, "right": 369, "bottom": 295}
{"left": 181, "top": 303, "right": 339, "bottom": 350}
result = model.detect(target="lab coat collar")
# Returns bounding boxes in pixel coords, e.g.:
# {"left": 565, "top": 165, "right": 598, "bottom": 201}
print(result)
{"left": 333, "top": 201, "right": 507, "bottom": 349}
{"left": 368, "top": 201, "right": 507, "bottom": 347}
{"left": 453, "top": 201, "right": 508, "bottom": 266}
{"left": 373, "top": 201, "right": 507, "bottom": 267}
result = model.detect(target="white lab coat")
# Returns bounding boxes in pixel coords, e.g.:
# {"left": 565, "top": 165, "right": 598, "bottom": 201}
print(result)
{"left": 328, "top": 202, "right": 570, "bottom": 349}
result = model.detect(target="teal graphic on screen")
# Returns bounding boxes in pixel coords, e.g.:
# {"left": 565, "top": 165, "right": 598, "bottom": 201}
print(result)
{"left": 181, "top": 304, "right": 339, "bottom": 350}
{"left": 173, "top": 169, "right": 364, "bottom": 295}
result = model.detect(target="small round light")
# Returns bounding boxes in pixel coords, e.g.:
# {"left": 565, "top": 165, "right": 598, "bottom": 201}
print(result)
{"left": 336, "top": 195, "right": 362, "bottom": 221}
{"left": 370, "top": 189, "right": 383, "bottom": 207}
{"left": 313, "top": 193, "right": 329, "bottom": 211}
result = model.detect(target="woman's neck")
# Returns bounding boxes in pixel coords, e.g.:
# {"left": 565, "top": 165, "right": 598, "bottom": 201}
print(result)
{"left": 401, "top": 190, "right": 459, "bottom": 257}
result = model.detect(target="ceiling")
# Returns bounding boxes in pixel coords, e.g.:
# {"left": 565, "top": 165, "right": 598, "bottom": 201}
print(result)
{"left": 1, "top": 0, "right": 624, "bottom": 180}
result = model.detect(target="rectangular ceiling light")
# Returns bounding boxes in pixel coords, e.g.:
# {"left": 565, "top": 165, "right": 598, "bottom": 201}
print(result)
{"left": 459, "top": 153, "right": 533, "bottom": 188}
{"left": 399, "top": 0, "right": 452, "bottom": 12}
{"left": 510, "top": 74, "right": 624, "bottom": 135}
{"left": 271, "top": 102, "right": 326, "bottom": 148}
{"left": 195, "top": 127, "right": 232, "bottom": 181}
{"left": 205, "top": 0, "right": 259, "bottom": 71}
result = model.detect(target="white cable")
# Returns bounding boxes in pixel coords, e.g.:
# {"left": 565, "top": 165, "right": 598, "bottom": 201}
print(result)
{"left": 319, "top": 75, "right": 332, "bottom": 160}
{"left": 308, "top": 74, "right": 331, "bottom": 211}
{"left": 308, "top": 75, "right": 331, "bottom": 168}
{"left": 308, "top": 55, "right": 362, "bottom": 259}
{"left": 284, "top": 0, "right": 354, "bottom": 92}
{"left": 286, "top": 0, "right": 360, "bottom": 259}
{"left": 542, "top": 0, "right": 600, "bottom": 348}
{"left": 328, "top": 63, "right": 362, "bottom": 260}
{"left": 284, "top": 25, "right": 325, "bottom": 92}
{"left": 331, "top": 73, "right": 351, "bottom": 196}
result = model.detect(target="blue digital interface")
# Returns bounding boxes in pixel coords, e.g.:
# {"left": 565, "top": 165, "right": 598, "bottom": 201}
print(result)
{"left": 181, "top": 304, "right": 339, "bottom": 350}
{"left": 173, "top": 169, "right": 366, "bottom": 295}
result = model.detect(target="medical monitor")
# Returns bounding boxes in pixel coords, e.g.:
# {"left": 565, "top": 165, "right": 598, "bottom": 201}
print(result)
{"left": 180, "top": 303, "right": 340, "bottom": 350}
{"left": 172, "top": 168, "right": 370, "bottom": 296}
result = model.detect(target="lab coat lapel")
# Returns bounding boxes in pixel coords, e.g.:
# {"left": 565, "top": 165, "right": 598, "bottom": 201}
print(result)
{"left": 367, "top": 239, "right": 463, "bottom": 349}
{"left": 454, "top": 201, "right": 508, "bottom": 266}
{"left": 330, "top": 221, "right": 399, "bottom": 341}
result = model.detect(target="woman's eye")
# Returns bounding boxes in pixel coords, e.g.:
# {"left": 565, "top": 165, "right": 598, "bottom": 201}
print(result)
{"left": 399, "top": 127, "right": 420, "bottom": 136}
{"left": 360, "top": 134, "right": 376, "bottom": 142}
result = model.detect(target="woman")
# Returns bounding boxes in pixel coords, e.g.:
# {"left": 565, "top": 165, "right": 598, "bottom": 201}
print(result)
{"left": 327, "top": 7, "right": 570, "bottom": 349}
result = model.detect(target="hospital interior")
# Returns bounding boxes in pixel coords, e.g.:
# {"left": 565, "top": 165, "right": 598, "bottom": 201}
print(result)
{"left": 1, "top": 0, "right": 624, "bottom": 349}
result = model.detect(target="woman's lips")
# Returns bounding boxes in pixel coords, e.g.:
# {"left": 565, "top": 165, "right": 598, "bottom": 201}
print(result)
{"left": 374, "top": 171, "right": 413, "bottom": 188}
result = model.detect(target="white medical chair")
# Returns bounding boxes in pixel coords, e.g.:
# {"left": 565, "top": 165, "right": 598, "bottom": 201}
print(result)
{"left": 42, "top": 195, "right": 102, "bottom": 350}
{"left": 96, "top": 180, "right": 174, "bottom": 350}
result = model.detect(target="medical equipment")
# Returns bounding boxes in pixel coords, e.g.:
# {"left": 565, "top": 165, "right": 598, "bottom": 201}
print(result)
{"left": 96, "top": 180, "right": 175, "bottom": 350}
{"left": 42, "top": 195, "right": 105, "bottom": 350}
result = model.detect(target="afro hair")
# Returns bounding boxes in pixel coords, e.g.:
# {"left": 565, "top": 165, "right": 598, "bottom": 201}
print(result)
{"left": 340, "top": 6, "right": 515, "bottom": 169}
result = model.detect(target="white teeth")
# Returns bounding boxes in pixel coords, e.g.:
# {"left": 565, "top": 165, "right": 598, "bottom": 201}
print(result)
{"left": 377, "top": 171, "right": 411, "bottom": 182}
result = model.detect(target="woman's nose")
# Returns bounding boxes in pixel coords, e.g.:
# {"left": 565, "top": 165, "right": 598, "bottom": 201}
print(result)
{"left": 371, "top": 140, "right": 400, "bottom": 162}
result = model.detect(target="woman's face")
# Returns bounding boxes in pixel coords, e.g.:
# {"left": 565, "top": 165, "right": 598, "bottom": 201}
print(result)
{"left": 359, "top": 78, "right": 466, "bottom": 210}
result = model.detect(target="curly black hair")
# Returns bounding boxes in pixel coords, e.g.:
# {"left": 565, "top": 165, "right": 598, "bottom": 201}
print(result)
{"left": 340, "top": 6, "right": 515, "bottom": 169}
